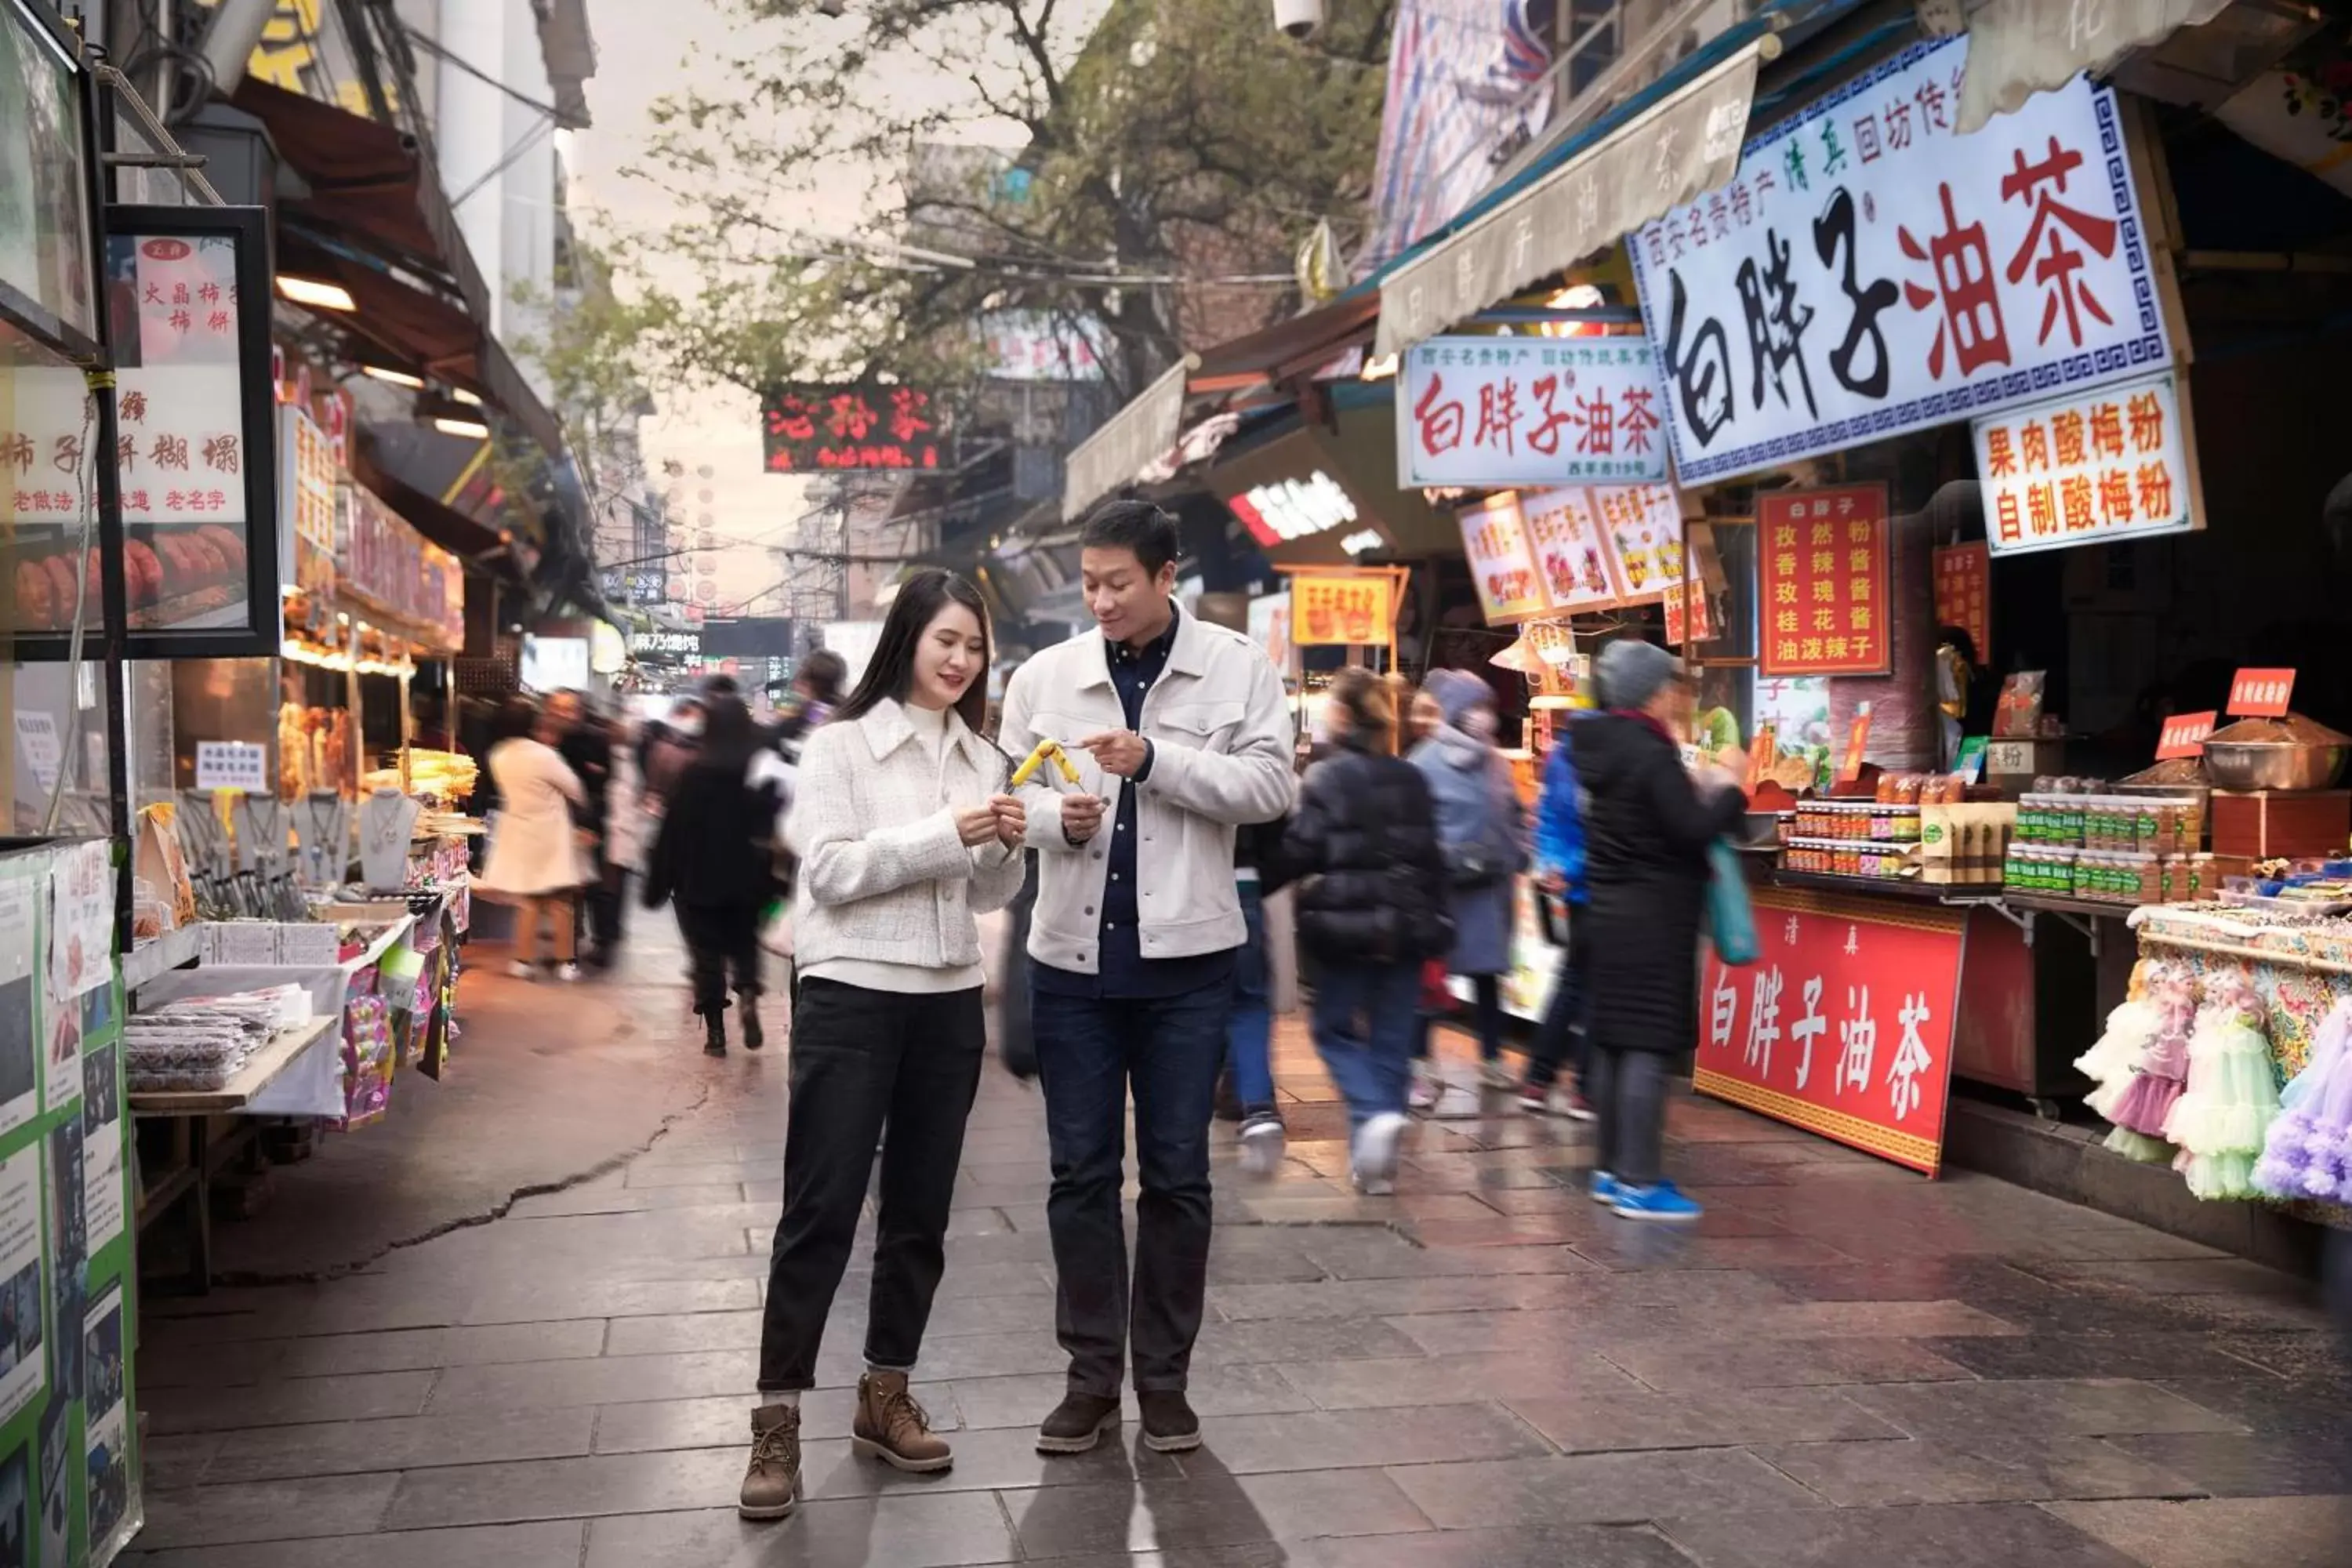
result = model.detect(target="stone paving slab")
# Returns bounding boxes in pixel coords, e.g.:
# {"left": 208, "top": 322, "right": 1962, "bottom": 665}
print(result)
{"left": 125, "top": 966, "right": 2347, "bottom": 1568}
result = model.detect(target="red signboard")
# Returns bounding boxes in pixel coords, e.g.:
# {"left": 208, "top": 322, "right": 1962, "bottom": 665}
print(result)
{"left": 2227, "top": 668, "right": 2296, "bottom": 719}
{"left": 1694, "top": 885, "right": 1966, "bottom": 1176}
{"left": 2156, "top": 710, "right": 2217, "bottom": 760}
{"left": 760, "top": 385, "right": 944, "bottom": 473}
{"left": 1758, "top": 484, "right": 1890, "bottom": 677}
{"left": 1932, "top": 542, "right": 1991, "bottom": 666}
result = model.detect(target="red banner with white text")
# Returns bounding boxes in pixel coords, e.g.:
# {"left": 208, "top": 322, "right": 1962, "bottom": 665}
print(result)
{"left": 1693, "top": 884, "right": 1966, "bottom": 1176}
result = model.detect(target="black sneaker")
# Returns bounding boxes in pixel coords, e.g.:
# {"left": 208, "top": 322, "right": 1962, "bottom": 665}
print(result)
{"left": 1035, "top": 1392, "right": 1121, "bottom": 1454}
{"left": 1138, "top": 1389, "right": 1201, "bottom": 1453}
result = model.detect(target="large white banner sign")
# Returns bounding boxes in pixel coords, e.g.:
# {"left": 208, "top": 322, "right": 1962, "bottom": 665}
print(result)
{"left": 1628, "top": 34, "right": 2172, "bottom": 486}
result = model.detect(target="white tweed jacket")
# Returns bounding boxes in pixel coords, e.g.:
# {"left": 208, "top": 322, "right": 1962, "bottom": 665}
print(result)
{"left": 784, "top": 699, "right": 1025, "bottom": 973}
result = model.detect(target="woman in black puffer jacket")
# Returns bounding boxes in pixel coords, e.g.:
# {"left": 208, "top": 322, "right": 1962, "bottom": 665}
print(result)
{"left": 1279, "top": 667, "right": 1453, "bottom": 1194}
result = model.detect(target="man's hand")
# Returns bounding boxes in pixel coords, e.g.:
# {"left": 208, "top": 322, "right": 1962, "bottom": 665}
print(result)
{"left": 988, "top": 794, "right": 1026, "bottom": 848}
{"left": 1076, "top": 730, "right": 1150, "bottom": 779}
{"left": 955, "top": 805, "right": 1004, "bottom": 848}
{"left": 1060, "top": 793, "right": 1106, "bottom": 844}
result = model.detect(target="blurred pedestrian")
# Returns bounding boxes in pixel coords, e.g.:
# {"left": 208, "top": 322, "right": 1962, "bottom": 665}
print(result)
{"left": 550, "top": 691, "right": 622, "bottom": 968}
{"left": 1518, "top": 699, "right": 1596, "bottom": 1119}
{"left": 1576, "top": 639, "right": 1747, "bottom": 1223}
{"left": 477, "top": 696, "right": 591, "bottom": 981}
{"left": 1411, "top": 668, "right": 1528, "bottom": 1091}
{"left": 643, "top": 694, "right": 789, "bottom": 1054}
{"left": 773, "top": 648, "right": 847, "bottom": 767}
{"left": 998, "top": 500, "right": 1293, "bottom": 1457}
{"left": 637, "top": 694, "right": 705, "bottom": 815}
{"left": 1228, "top": 813, "right": 1290, "bottom": 1173}
{"left": 739, "top": 570, "right": 1025, "bottom": 1519}
{"left": 1283, "top": 667, "right": 1451, "bottom": 1193}
{"left": 1402, "top": 682, "right": 1450, "bottom": 1109}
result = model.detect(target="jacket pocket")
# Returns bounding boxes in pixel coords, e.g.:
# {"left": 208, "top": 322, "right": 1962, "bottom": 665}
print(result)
{"left": 1156, "top": 701, "right": 1245, "bottom": 753}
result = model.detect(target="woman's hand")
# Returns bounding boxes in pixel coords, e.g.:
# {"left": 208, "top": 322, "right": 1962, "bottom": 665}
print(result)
{"left": 988, "top": 794, "right": 1026, "bottom": 848}
{"left": 956, "top": 804, "right": 1004, "bottom": 848}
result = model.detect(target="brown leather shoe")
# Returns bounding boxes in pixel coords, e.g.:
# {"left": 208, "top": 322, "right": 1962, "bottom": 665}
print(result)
{"left": 739, "top": 1403, "right": 800, "bottom": 1520}
{"left": 851, "top": 1370, "right": 952, "bottom": 1472}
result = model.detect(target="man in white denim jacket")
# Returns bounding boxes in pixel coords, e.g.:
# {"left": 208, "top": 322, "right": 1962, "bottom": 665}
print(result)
{"left": 997, "top": 501, "right": 1292, "bottom": 1457}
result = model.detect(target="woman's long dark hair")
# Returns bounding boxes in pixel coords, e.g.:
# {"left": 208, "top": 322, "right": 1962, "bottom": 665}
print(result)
{"left": 836, "top": 569, "right": 993, "bottom": 735}
{"left": 692, "top": 694, "right": 760, "bottom": 778}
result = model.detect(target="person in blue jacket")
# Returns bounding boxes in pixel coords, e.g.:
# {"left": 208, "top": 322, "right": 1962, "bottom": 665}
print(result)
{"left": 1516, "top": 704, "right": 1595, "bottom": 1119}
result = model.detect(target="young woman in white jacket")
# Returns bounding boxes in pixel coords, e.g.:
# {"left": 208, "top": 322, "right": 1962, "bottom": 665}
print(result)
{"left": 738, "top": 569, "right": 1027, "bottom": 1521}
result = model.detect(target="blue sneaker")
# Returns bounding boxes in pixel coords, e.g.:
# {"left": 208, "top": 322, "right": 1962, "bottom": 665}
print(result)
{"left": 1610, "top": 1179, "right": 1702, "bottom": 1223}
{"left": 1588, "top": 1171, "right": 1619, "bottom": 1206}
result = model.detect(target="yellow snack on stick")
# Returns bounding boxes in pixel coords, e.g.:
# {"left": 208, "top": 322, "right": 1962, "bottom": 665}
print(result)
{"left": 1009, "top": 739, "right": 1057, "bottom": 788}
{"left": 1048, "top": 741, "right": 1082, "bottom": 784}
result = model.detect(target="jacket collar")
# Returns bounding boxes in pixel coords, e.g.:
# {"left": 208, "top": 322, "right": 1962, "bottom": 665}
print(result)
{"left": 1075, "top": 603, "right": 1200, "bottom": 689}
{"left": 855, "top": 698, "right": 982, "bottom": 768}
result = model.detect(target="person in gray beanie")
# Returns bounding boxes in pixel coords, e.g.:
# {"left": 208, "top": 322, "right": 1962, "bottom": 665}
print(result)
{"left": 1573, "top": 638, "right": 1746, "bottom": 1223}
{"left": 1409, "top": 668, "right": 1529, "bottom": 1090}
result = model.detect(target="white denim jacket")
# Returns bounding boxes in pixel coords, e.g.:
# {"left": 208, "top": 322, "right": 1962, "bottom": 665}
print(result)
{"left": 999, "top": 608, "right": 1294, "bottom": 975}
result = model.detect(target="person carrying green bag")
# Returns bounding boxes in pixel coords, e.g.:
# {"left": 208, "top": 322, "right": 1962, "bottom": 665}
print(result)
{"left": 1573, "top": 639, "right": 1749, "bottom": 1224}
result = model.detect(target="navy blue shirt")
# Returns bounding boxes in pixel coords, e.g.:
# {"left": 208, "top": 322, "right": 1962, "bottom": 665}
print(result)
{"left": 1036, "top": 612, "right": 1235, "bottom": 1000}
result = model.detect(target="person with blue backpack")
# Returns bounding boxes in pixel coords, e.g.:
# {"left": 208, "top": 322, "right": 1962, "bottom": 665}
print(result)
{"left": 1574, "top": 639, "right": 1748, "bottom": 1223}
{"left": 1516, "top": 699, "right": 1597, "bottom": 1120}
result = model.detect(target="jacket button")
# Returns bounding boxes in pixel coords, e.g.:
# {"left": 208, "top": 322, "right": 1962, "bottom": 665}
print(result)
{"left": 1083, "top": 906, "right": 1094, "bottom": 916}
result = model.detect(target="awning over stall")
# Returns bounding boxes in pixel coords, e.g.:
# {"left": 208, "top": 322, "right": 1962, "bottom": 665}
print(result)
{"left": 1062, "top": 358, "right": 1194, "bottom": 522}
{"left": 1955, "top": 0, "right": 2230, "bottom": 134}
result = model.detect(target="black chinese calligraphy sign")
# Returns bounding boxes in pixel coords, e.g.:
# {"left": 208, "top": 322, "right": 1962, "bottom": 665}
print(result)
{"left": 1629, "top": 34, "right": 2171, "bottom": 487}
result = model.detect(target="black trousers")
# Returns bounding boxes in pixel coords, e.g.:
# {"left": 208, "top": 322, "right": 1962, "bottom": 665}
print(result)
{"left": 1523, "top": 912, "right": 1592, "bottom": 1090}
{"left": 757, "top": 978, "right": 987, "bottom": 1391}
{"left": 674, "top": 901, "right": 760, "bottom": 1015}
{"left": 586, "top": 851, "right": 627, "bottom": 956}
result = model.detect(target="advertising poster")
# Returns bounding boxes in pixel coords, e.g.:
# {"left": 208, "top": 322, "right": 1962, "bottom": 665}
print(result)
{"left": 1693, "top": 885, "right": 1967, "bottom": 1175}
{"left": 0, "top": 1149, "right": 45, "bottom": 1429}
{"left": 81, "top": 1287, "right": 125, "bottom": 1558}
{"left": 1757, "top": 484, "right": 1892, "bottom": 677}
{"left": 44, "top": 846, "right": 108, "bottom": 1004}
{"left": 0, "top": 887, "right": 36, "bottom": 1144}
{"left": 1457, "top": 493, "right": 1548, "bottom": 624}
{"left": 1522, "top": 487, "right": 1629, "bottom": 614}
{"left": 0, "top": 848, "right": 137, "bottom": 1566}
{"left": 77, "top": 1053, "right": 118, "bottom": 1259}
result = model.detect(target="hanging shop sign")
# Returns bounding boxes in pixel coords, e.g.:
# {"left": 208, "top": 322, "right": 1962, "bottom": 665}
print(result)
{"left": 0, "top": 2, "right": 97, "bottom": 354}
{"left": 1663, "top": 576, "right": 1713, "bottom": 647}
{"left": 336, "top": 484, "right": 463, "bottom": 648}
{"left": 11, "top": 206, "right": 280, "bottom": 660}
{"left": 1694, "top": 884, "right": 1967, "bottom": 1175}
{"left": 278, "top": 404, "right": 337, "bottom": 597}
{"left": 1758, "top": 483, "right": 1891, "bottom": 677}
{"left": 1247, "top": 593, "right": 1293, "bottom": 677}
{"left": 980, "top": 311, "right": 1106, "bottom": 382}
{"left": 1290, "top": 573, "right": 1396, "bottom": 648}
{"left": 760, "top": 384, "right": 943, "bottom": 474}
{"left": 627, "top": 627, "right": 702, "bottom": 661}
{"left": 1457, "top": 493, "right": 1548, "bottom": 623}
{"left": 1590, "top": 483, "right": 1688, "bottom": 605}
{"left": 1522, "top": 486, "right": 1630, "bottom": 615}
{"left": 1932, "top": 541, "right": 1991, "bottom": 664}
{"left": 1972, "top": 368, "right": 2198, "bottom": 556}
{"left": 1628, "top": 34, "right": 2173, "bottom": 488}
{"left": 1397, "top": 336, "right": 1670, "bottom": 488}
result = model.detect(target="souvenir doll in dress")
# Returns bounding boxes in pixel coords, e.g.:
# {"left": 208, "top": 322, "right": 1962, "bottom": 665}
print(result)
{"left": 2255, "top": 996, "right": 2352, "bottom": 1203}
{"left": 2165, "top": 982, "right": 2282, "bottom": 1202}
{"left": 2103, "top": 975, "right": 2196, "bottom": 1163}
{"left": 2080, "top": 960, "right": 2164, "bottom": 1121}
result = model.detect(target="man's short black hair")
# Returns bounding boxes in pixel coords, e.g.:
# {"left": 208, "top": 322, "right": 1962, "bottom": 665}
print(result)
{"left": 799, "top": 648, "right": 847, "bottom": 704}
{"left": 700, "top": 673, "right": 741, "bottom": 699}
{"left": 1080, "top": 499, "right": 1181, "bottom": 578}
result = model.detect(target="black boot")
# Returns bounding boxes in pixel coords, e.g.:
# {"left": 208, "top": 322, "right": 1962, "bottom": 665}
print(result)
{"left": 703, "top": 1007, "right": 728, "bottom": 1057}
{"left": 739, "top": 996, "right": 764, "bottom": 1051}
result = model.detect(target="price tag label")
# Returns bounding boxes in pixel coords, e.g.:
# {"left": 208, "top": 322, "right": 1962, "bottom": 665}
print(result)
{"left": 1835, "top": 702, "right": 1874, "bottom": 786}
{"left": 2227, "top": 670, "right": 2296, "bottom": 718}
{"left": 2156, "top": 710, "right": 2218, "bottom": 760}
{"left": 13, "top": 713, "right": 60, "bottom": 792}
{"left": 194, "top": 741, "right": 269, "bottom": 793}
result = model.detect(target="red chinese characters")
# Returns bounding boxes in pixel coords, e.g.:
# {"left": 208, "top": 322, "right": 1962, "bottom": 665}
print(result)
{"left": 1694, "top": 887, "right": 1966, "bottom": 1176}
{"left": 760, "top": 385, "right": 948, "bottom": 473}
{"left": 1758, "top": 484, "right": 1889, "bottom": 677}
{"left": 1933, "top": 542, "right": 1991, "bottom": 666}
{"left": 1973, "top": 372, "right": 2192, "bottom": 557}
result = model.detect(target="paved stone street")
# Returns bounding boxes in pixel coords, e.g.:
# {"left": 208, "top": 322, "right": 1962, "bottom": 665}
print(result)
{"left": 125, "top": 921, "right": 2351, "bottom": 1567}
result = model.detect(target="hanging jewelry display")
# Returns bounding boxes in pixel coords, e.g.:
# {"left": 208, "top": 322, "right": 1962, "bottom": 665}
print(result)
{"left": 293, "top": 791, "right": 350, "bottom": 887}
{"left": 175, "top": 790, "right": 239, "bottom": 916}
{"left": 358, "top": 788, "right": 421, "bottom": 892}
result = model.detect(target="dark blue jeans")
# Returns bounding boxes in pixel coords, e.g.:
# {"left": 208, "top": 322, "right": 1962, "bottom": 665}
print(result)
{"left": 1523, "top": 907, "right": 1592, "bottom": 1091}
{"left": 1309, "top": 961, "right": 1421, "bottom": 1128}
{"left": 1033, "top": 979, "right": 1231, "bottom": 1397}
{"left": 1226, "top": 881, "right": 1275, "bottom": 1114}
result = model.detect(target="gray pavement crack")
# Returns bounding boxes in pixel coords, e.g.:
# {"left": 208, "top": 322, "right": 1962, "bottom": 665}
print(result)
{"left": 208, "top": 1080, "right": 719, "bottom": 1288}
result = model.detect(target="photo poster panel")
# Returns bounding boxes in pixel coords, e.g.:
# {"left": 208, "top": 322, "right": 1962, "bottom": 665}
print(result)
{"left": 0, "top": 845, "right": 138, "bottom": 1566}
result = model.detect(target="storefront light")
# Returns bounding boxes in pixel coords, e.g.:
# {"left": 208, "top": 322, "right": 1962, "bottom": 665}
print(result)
{"left": 1229, "top": 470, "right": 1358, "bottom": 544}
{"left": 431, "top": 415, "right": 492, "bottom": 439}
{"left": 1359, "top": 353, "right": 1398, "bottom": 383}
{"left": 448, "top": 387, "right": 484, "bottom": 408}
{"left": 361, "top": 364, "right": 425, "bottom": 390}
{"left": 1339, "top": 528, "right": 1382, "bottom": 556}
{"left": 277, "top": 274, "right": 358, "bottom": 312}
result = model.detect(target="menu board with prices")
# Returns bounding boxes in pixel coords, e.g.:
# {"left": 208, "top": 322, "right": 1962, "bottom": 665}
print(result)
{"left": 1521, "top": 486, "right": 1630, "bottom": 615}
{"left": 1973, "top": 369, "right": 2198, "bottom": 556}
{"left": 1932, "top": 542, "right": 1991, "bottom": 663}
{"left": 1591, "top": 484, "right": 1688, "bottom": 604}
{"left": 1457, "top": 493, "right": 1548, "bottom": 623}
{"left": 278, "top": 404, "right": 336, "bottom": 596}
{"left": 336, "top": 484, "right": 463, "bottom": 647}
{"left": 1290, "top": 574, "right": 1396, "bottom": 648}
{"left": 1759, "top": 483, "right": 1890, "bottom": 677}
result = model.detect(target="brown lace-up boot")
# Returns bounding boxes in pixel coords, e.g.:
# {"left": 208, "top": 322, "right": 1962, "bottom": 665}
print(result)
{"left": 851, "top": 1370, "right": 952, "bottom": 1472}
{"left": 738, "top": 1402, "right": 800, "bottom": 1520}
